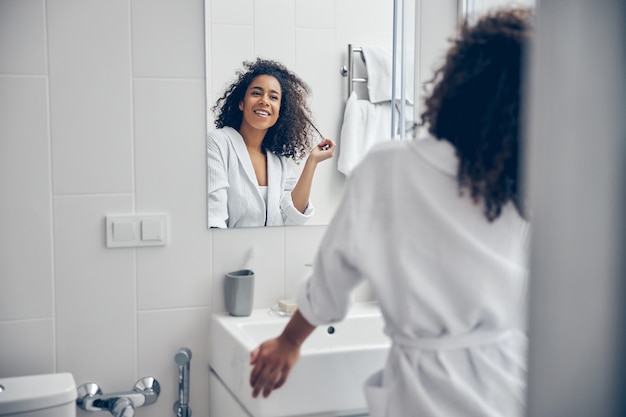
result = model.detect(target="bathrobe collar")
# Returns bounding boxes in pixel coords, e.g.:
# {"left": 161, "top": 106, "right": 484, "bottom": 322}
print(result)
{"left": 412, "top": 136, "right": 459, "bottom": 178}
{"left": 223, "top": 127, "right": 284, "bottom": 225}
{"left": 265, "top": 152, "right": 282, "bottom": 225}
{"left": 224, "top": 127, "right": 262, "bottom": 191}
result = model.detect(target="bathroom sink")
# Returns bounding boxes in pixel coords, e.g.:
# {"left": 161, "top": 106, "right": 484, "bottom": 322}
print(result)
{"left": 209, "top": 302, "right": 390, "bottom": 417}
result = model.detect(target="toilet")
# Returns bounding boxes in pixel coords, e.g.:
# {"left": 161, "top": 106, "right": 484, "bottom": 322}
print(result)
{"left": 0, "top": 373, "right": 76, "bottom": 417}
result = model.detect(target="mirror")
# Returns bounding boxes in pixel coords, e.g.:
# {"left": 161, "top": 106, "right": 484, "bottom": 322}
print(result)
{"left": 205, "top": 0, "right": 398, "bottom": 228}
{"left": 204, "top": 0, "right": 535, "bottom": 229}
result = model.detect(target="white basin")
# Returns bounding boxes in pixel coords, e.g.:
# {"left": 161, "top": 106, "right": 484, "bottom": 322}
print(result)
{"left": 209, "top": 302, "right": 391, "bottom": 417}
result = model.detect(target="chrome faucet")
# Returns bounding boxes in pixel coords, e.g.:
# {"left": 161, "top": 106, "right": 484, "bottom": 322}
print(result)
{"left": 174, "top": 347, "right": 192, "bottom": 417}
{"left": 76, "top": 377, "right": 160, "bottom": 417}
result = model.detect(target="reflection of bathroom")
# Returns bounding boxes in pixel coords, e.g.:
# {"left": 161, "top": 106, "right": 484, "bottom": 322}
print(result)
{"left": 2, "top": 1, "right": 625, "bottom": 417}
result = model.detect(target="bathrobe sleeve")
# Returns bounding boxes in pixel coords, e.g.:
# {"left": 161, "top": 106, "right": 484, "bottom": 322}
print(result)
{"left": 279, "top": 157, "right": 314, "bottom": 226}
{"left": 207, "top": 130, "right": 229, "bottom": 229}
{"left": 296, "top": 169, "right": 364, "bottom": 325}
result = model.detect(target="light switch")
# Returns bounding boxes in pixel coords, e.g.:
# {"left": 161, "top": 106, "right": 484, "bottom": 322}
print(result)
{"left": 141, "top": 219, "right": 162, "bottom": 241}
{"left": 106, "top": 214, "right": 168, "bottom": 248}
{"left": 112, "top": 221, "right": 135, "bottom": 241}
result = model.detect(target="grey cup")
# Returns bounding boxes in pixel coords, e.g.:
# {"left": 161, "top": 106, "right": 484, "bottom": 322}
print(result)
{"left": 224, "top": 269, "right": 255, "bottom": 316}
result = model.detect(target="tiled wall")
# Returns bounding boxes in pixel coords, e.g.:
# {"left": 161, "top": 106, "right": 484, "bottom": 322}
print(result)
{"left": 0, "top": 0, "right": 455, "bottom": 416}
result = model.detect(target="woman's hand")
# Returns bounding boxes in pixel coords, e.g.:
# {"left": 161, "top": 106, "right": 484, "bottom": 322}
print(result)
{"left": 309, "top": 138, "right": 336, "bottom": 163}
{"left": 250, "top": 335, "right": 301, "bottom": 398}
{"left": 249, "top": 310, "right": 316, "bottom": 398}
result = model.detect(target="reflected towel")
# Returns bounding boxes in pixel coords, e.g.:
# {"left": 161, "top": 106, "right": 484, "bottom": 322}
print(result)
{"left": 362, "top": 46, "right": 414, "bottom": 104}
{"left": 338, "top": 91, "right": 394, "bottom": 176}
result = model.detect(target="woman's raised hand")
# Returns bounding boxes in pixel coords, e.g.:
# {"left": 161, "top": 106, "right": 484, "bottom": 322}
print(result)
{"left": 310, "top": 138, "right": 336, "bottom": 163}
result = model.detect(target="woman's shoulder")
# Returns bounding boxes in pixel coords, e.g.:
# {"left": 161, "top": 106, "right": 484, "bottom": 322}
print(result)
{"left": 355, "top": 135, "right": 457, "bottom": 179}
{"left": 362, "top": 136, "right": 441, "bottom": 162}
{"left": 208, "top": 127, "right": 242, "bottom": 149}
{"left": 208, "top": 126, "right": 238, "bottom": 141}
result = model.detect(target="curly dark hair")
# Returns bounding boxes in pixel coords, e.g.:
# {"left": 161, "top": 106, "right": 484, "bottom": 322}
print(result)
{"left": 212, "top": 58, "right": 316, "bottom": 162}
{"left": 420, "top": 8, "right": 532, "bottom": 221}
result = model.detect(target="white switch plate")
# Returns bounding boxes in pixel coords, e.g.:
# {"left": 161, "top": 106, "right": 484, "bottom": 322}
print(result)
{"left": 106, "top": 214, "right": 168, "bottom": 248}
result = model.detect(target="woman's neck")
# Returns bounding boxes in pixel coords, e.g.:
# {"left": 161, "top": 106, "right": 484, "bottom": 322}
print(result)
{"left": 239, "top": 125, "right": 266, "bottom": 153}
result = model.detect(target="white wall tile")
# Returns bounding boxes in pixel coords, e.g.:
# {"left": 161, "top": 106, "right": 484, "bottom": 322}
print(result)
{"left": 54, "top": 195, "right": 136, "bottom": 389}
{"left": 296, "top": 0, "right": 336, "bottom": 30}
{"left": 283, "top": 225, "right": 374, "bottom": 303}
{"left": 47, "top": 0, "right": 133, "bottom": 194}
{"left": 254, "top": 0, "right": 295, "bottom": 67}
{"left": 284, "top": 225, "right": 326, "bottom": 299}
{"left": 0, "top": 76, "right": 53, "bottom": 320}
{"left": 133, "top": 78, "right": 212, "bottom": 310}
{"left": 211, "top": 0, "right": 253, "bottom": 25}
{"left": 0, "top": 319, "right": 54, "bottom": 377}
{"left": 131, "top": 0, "right": 205, "bottom": 78}
{"left": 136, "top": 307, "right": 210, "bottom": 417}
{"left": 211, "top": 227, "right": 285, "bottom": 312}
{"left": 0, "top": 0, "right": 47, "bottom": 74}
{"left": 210, "top": 24, "right": 254, "bottom": 95}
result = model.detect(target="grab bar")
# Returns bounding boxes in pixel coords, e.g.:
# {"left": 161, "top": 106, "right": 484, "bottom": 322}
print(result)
{"left": 174, "top": 347, "right": 192, "bottom": 417}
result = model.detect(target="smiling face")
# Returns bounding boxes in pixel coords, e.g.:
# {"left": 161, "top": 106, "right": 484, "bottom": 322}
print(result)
{"left": 238, "top": 74, "right": 282, "bottom": 135}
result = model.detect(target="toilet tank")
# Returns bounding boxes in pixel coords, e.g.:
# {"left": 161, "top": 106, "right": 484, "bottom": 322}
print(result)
{"left": 0, "top": 373, "right": 76, "bottom": 417}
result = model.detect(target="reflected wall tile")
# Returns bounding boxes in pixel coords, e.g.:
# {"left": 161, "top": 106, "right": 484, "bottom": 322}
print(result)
{"left": 307, "top": 158, "right": 344, "bottom": 226}
{"left": 211, "top": 227, "right": 285, "bottom": 312}
{"left": 47, "top": 0, "right": 133, "bottom": 194}
{"left": 308, "top": 93, "right": 347, "bottom": 226}
{"left": 419, "top": 0, "right": 458, "bottom": 84}
{"left": 211, "top": 24, "right": 254, "bottom": 95}
{"left": 0, "top": 77, "right": 53, "bottom": 320}
{"left": 337, "top": 0, "right": 394, "bottom": 37}
{"left": 295, "top": 29, "right": 341, "bottom": 103}
{"left": 254, "top": 0, "right": 295, "bottom": 68}
{"left": 0, "top": 0, "right": 46, "bottom": 74}
{"left": 54, "top": 195, "right": 136, "bottom": 389}
{"left": 0, "top": 319, "right": 54, "bottom": 377}
{"left": 211, "top": 0, "right": 253, "bottom": 25}
{"left": 131, "top": 0, "right": 205, "bottom": 78}
{"left": 137, "top": 307, "right": 210, "bottom": 417}
{"left": 296, "top": 0, "right": 336, "bottom": 30}
{"left": 336, "top": 0, "right": 393, "bottom": 52}
{"left": 134, "top": 78, "right": 212, "bottom": 310}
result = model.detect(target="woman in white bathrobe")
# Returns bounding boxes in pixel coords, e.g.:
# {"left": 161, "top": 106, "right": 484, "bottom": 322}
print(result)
{"left": 250, "top": 8, "right": 532, "bottom": 417}
{"left": 208, "top": 59, "right": 336, "bottom": 228}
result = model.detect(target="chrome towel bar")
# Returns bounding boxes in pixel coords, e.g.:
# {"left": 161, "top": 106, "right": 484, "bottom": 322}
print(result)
{"left": 340, "top": 44, "right": 367, "bottom": 99}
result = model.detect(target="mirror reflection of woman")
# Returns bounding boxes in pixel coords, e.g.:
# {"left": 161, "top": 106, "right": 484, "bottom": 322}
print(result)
{"left": 208, "top": 59, "right": 336, "bottom": 228}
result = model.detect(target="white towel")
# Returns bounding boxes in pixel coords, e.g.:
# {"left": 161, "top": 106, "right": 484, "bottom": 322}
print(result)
{"left": 338, "top": 91, "right": 394, "bottom": 176}
{"left": 362, "top": 46, "right": 414, "bottom": 105}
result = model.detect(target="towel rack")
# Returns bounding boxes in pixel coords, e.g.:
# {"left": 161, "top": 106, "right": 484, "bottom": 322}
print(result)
{"left": 340, "top": 44, "right": 367, "bottom": 99}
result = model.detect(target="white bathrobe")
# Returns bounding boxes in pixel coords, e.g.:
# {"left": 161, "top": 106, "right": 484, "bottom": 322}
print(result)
{"left": 207, "top": 127, "right": 314, "bottom": 228}
{"left": 297, "top": 136, "right": 529, "bottom": 417}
